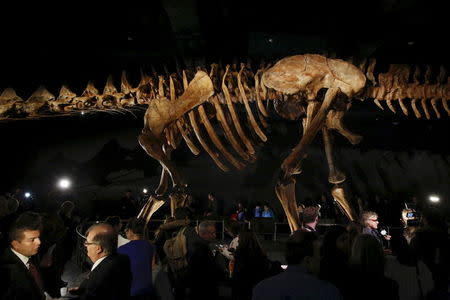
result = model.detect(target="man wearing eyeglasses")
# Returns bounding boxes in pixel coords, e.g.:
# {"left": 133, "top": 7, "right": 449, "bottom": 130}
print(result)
{"left": 69, "top": 223, "right": 132, "bottom": 299}
{"left": 361, "top": 211, "right": 391, "bottom": 246}
{"left": 184, "top": 221, "right": 223, "bottom": 300}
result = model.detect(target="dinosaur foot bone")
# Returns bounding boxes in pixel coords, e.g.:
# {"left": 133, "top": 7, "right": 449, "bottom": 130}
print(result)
{"left": 138, "top": 195, "right": 166, "bottom": 225}
{"left": 275, "top": 176, "right": 301, "bottom": 233}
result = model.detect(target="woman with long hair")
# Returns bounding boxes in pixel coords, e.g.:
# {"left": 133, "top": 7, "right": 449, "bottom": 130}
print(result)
{"left": 232, "top": 228, "right": 281, "bottom": 300}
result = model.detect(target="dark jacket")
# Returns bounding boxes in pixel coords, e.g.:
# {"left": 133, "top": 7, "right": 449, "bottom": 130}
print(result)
{"left": 75, "top": 253, "right": 132, "bottom": 300}
{"left": 185, "top": 227, "right": 223, "bottom": 299}
{"left": 362, "top": 227, "right": 384, "bottom": 246}
{"left": 0, "top": 247, "right": 46, "bottom": 300}
{"left": 233, "top": 253, "right": 282, "bottom": 300}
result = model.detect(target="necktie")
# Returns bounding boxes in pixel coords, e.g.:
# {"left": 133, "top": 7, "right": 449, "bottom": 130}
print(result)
{"left": 28, "top": 260, "right": 45, "bottom": 294}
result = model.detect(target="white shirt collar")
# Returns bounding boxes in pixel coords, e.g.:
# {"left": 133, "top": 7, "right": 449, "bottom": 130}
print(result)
{"left": 91, "top": 255, "right": 108, "bottom": 271}
{"left": 118, "top": 234, "right": 130, "bottom": 248}
{"left": 10, "top": 247, "right": 30, "bottom": 268}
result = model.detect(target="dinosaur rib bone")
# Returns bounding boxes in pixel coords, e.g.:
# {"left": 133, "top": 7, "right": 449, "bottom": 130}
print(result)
{"left": 386, "top": 100, "right": 396, "bottom": 113}
{"left": 430, "top": 98, "right": 441, "bottom": 119}
{"left": 237, "top": 64, "right": 267, "bottom": 142}
{"left": 197, "top": 104, "right": 245, "bottom": 170}
{"left": 421, "top": 99, "right": 431, "bottom": 119}
{"left": 211, "top": 96, "right": 251, "bottom": 161}
{"left": 254, "top": 70, "right": 269, "bottom": 117}
{"left": 176, "top": 118, "right": 200, "bottom": 155}
{"left": 411, "top": 99, "right": 422, "bottom": 118}
{"left": 222, "top": 65, "right": 255, "bottom": 155}
{"left": 397, "top": 99, "right": 409, "bottom": 116}
{"left": 188, "top": 109, "right": 229, "bottom": 171}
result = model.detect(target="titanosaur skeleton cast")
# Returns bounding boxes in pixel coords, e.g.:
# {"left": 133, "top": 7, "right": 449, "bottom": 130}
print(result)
{"left": 1, "top": 54, "right": 448, "bottom": 231}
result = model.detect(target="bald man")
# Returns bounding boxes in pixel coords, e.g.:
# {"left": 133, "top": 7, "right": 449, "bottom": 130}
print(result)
{"left": 70, "top": 223, "right": 132, "bottom": 300}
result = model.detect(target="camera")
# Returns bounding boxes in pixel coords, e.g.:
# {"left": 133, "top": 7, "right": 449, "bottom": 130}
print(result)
{"left": 406, "top": 211, "right": 418, "bottom": 218}
{"left": 401, "top": 205, "right": 421, "bottom": 228}
{"left": 406, "top": 219, "right": 420, "bottom": 227}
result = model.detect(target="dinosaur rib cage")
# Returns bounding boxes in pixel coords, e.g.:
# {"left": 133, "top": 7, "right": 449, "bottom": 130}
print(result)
{"left": 1, "top": 56, "right": 449, "bottom": 173}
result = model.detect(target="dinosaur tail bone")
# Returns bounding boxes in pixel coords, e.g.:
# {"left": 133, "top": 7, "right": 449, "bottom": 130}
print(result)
{"left": 364, "top": 63, "right": 450, "bottom": 119}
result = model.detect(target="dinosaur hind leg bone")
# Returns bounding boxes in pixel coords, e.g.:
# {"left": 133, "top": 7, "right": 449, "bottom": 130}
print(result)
{"left": 138, "top": 129, "right": 185, "bottom": 192}
{"left": 277, "top": 87, "right": 339, "bottom": 232}
{"left": 138, "top": 195, "right": 165, "bottom": 225}
{"left": 276, "top": 177, "right": 300, "bottom": 232}
{"left": 322, "top": 126, "right": 357, "bottom": 221}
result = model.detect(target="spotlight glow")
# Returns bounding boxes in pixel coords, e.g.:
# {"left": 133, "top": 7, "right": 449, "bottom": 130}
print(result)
{"left": 24, "top": 192, "right": 31, "bottom": 198}
{"left": 58, "top": 178, "right": 71, "bottom": 189}
{"left": 143, "top": 188, "right": 148, "bottom": 194}
{"left": 429, "top": 195, "right": 440, "bottom": 203}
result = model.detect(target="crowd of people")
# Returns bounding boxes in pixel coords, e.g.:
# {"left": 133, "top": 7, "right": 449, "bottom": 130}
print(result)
{"left": 0, "top": 189, "right": 448, "bottom": 300}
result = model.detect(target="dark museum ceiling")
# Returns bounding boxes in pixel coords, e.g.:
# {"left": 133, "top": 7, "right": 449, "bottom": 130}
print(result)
{"left": 0, "top": 0, "right": 448, "bottom": 217}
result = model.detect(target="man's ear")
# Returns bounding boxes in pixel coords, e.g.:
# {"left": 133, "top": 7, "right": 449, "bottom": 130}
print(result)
{"left": 95, "top": 244, "right": 103, "bottom": 255}
{"left": 11, "top": 240, "right": 19, "bottom": 250}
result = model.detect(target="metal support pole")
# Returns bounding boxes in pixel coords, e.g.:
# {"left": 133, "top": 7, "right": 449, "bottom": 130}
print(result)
{"left": 387, "top": 226, "right": 390, "bottom": 249}
{"left": 222, "top": 219, "right": 225, "bottom": 240}
{"left": 273, "top": 222, "right": 277, "bottom": 242}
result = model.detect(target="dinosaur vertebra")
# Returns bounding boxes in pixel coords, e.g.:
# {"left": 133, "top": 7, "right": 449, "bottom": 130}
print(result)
{"left": 1, "top": 54, "right": 448, "bottom": 231}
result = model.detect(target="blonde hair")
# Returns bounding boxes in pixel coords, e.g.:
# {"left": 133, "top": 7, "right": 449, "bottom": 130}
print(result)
{"left": 360, "top": 211, "right": 378, "bottom": 227}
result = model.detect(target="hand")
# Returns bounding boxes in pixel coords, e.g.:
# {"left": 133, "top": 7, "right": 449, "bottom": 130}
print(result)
{"left": 68, "top": 287, "right": 79, "bottom": 294}
{"left": 384, "top": 234, "right": 391, "bottom": 240}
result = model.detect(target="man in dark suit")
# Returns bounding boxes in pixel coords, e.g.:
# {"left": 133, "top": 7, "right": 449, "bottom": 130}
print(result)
{"left": 0, "top": 211, "right": 46, "bottom": 300}
{"left": 70, "top": 223, "right": 132, "bottom": 300}
{"left": 252, "top": 231, "right": 342, "bottom": 300}
{"left": 185, "top": 221, "right": 223, "bottom": 300}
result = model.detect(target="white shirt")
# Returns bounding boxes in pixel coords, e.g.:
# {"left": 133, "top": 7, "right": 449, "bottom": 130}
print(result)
{"left": 385, "top": 255, "right": 434, "bottom": 300}
{"left": 10, "top": 247, "right": 30, "bottom": 268}
{"left": 91, "top": 256, "right": 107, "bottom": 271}
{"left": 118, "top": 234, "right": 130, "bottom": 248}
{"left": 220, "top": 236, "right": 239, "bottom": 260}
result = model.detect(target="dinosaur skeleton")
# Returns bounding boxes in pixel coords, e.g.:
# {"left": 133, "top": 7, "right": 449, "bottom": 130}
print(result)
{"left": 1, "top": 54, "right": 449, "bottom": 232}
